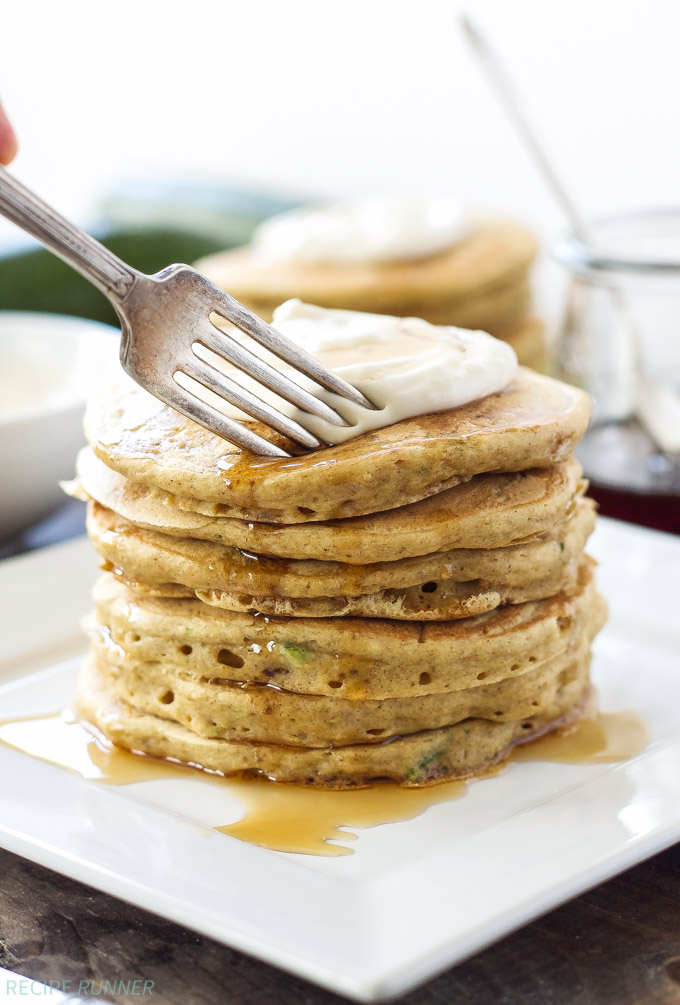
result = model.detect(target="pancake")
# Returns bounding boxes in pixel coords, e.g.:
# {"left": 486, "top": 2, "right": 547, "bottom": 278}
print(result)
{"left": 212, "top": 273, "right": 532, "bottom": 339}
{"left": 194, "top": 220, "right": 538, "bottom": 318}
{"left": 83, "top": 367, "right": 591, "bottom": 522}
{"left": 513, "top": 347, "right": 546, "bottom": 374}
{"left": 494, "top": 316, "right": 547, "bottom": 372}
{"left": 87, "top": 494, "right": 593, "bottom": 599}
{"left": 87, "top": 497, "right": 595, "bottom": 620}
{"left": 75, "top": 451, "right": 586, "bottom": 563}
{"left": 89, "top": 632, "right": 593, "bottom": 746}
{"left": 116, "top": 566, "right": 579, "bottom": 621}
{"left": 405, "top": 278, "right": 531, "bottom": 334}
{"left": 77, "top": 656, "right": 592, "bottom": 787}
{"left": 92, "top": 560, "right": 605, "bottom": 700}
{"left": 496, "top": 315, "right": 545, "bottom": 355}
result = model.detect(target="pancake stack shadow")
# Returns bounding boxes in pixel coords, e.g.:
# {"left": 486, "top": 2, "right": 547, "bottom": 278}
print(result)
{"left": 68, "top": 365, "right": 605, "bottom": 787}
{"left": 196, "top": 220, "right": 548, "bottom": 370}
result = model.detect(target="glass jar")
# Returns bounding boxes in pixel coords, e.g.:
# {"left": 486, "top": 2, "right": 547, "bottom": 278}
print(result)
{"left": 553, "top": 209, "right": 680, "bottom": 533}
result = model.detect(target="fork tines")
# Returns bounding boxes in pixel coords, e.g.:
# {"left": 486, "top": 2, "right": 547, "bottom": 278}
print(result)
{"left": 163, "top": 377, "right": 295, "bottom": 457}
{"left": 173, "top": 285, "right": 377, "bottom": 458}
{"left": 211, "top": 288, "right": 376, "bottom": 411}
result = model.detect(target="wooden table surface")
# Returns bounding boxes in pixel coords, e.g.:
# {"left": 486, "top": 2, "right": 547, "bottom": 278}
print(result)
{"left": 1, "top": 505, "right": 679, "bottom": 1005}
{"left": 1, "top": 843, "right": 680, "bottom": 1005}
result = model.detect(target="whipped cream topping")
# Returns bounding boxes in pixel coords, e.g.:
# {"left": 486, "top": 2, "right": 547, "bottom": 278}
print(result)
{"left": 251, "top": 197, "right": 469, "bottom": 265}
{"left": 207, "top": 301, "right": 517, "bottom": 445}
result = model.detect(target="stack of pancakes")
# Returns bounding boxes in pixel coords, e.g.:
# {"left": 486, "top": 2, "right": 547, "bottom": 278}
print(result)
{"left": 70, "top": 365, "right": 604, "bottom": 787}
{"left": 195, "top": 220, "right": 547, "bottom": 370}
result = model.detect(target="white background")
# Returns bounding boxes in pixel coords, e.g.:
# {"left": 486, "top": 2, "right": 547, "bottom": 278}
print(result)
{"left": 1, "top": 0, "right": 678, "bottom": 266}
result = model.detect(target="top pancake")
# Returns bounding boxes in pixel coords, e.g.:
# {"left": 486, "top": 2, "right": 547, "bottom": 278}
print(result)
{"left": 194, "top": 220, "right": 538, "bottom": 317}
{"left": 84, "top": 367, "right": 591, "bottom": 523}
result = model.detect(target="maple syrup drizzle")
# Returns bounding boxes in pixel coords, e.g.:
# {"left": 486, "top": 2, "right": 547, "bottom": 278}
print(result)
{"left": 215, "top": 778, "right": 466, "bottom": 856}
{"left": 0, "top": 710, "right": 201, "bottom": 784}
{"left": 0, "top": 708, "right": 647, "bottom": 856}
{"left": 509, "top": 710, "right": 649, "bottom": 764}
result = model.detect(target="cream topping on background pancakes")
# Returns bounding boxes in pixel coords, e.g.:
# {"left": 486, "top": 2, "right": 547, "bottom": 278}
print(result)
{"left": 210, "top": 300, "right": 518, "bottom": 444}
{"left": 251, "top": 196, "right": 470, "bottom": 265}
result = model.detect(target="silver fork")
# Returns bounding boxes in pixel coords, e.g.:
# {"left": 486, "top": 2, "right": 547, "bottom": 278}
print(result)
{"left": 0, "top": 166, "right": 376, "bottom": 458}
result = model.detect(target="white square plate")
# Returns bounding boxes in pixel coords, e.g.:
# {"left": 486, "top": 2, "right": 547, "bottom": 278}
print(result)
{"left": 1, "top": 519, "right": 679, "bottom": 1002}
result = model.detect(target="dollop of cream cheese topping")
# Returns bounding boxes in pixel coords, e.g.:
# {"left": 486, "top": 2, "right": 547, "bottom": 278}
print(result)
{"left": 234, "top": 300, "right": 517, "bottom": 445}
{"left": 251, "top": 196, "right": 470, "bottom": 265}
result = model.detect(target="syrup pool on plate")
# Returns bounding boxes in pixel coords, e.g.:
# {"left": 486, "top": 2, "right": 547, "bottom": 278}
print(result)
{"left": 0, "top": 708, "right": 647, "bottom": 856}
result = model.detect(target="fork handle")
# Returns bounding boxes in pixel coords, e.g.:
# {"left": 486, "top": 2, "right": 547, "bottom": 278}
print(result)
{"left": 0, "top": 164, "right": 139, "bottom": 301}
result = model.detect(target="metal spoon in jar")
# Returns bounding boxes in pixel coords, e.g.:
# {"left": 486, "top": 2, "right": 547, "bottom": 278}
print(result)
{"left": 460, "top": 14, "right": 680, "bottom": 458}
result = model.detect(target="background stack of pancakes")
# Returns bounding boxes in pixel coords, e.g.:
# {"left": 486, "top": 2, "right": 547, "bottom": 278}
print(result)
{"left": 70, "top": 364, "right": 604, "bottom": 787}
{"left": 196, "top": 220, "right": 547, "bottom": 371}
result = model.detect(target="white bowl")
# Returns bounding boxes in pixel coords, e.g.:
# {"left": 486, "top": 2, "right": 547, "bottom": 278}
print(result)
{"left": 0, "top": 312, "right": 119, "bottom": 540}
